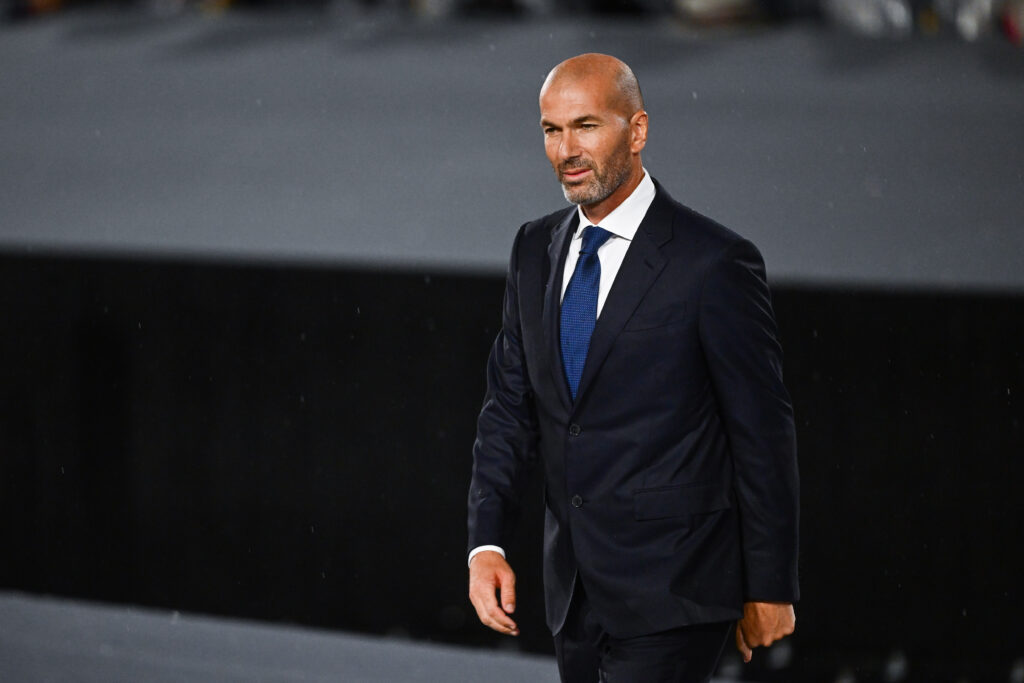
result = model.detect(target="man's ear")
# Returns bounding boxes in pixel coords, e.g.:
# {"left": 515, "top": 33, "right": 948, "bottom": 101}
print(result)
{"left": 630, "top": 110, "right": 648, "bottom": 154}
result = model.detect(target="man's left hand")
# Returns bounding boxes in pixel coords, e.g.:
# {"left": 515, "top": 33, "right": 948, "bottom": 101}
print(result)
{"left": 735, "top": 601, "right": 795, "bottom": 663}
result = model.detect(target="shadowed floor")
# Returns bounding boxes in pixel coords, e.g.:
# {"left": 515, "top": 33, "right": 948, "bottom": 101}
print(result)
{"left": 0, "top": 592, "right": 565, "bottom": 682}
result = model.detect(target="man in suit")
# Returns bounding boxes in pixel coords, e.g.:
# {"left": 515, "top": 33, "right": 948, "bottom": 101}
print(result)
{"left": 467, "top": 53, "right": 799, "bottom": 682}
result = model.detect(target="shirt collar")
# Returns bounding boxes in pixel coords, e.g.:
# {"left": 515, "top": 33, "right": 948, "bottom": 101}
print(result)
{"left": 573, "top": 169, "right": 656, "bottom": 242}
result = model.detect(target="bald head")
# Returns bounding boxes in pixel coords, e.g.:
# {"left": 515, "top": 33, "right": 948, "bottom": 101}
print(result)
{"left": 540, "top": 53, "right": 644, "bottom": 120}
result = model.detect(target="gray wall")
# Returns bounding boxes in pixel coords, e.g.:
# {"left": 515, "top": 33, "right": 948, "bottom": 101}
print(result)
{"left": 2, "top": 12, "right": 1023, "bottom": 289}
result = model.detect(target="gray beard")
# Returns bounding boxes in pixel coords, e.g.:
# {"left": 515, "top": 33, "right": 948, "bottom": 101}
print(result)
{"left": 562, "top": 182, "right": 610, "bottom": 205}
{"left": 561, "top": 158, "right": 632, "bottom": 207}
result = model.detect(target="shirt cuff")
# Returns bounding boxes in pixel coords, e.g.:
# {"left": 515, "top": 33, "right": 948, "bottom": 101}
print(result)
{"left": 467, "top": 545, "right": 505, "bottom": 568}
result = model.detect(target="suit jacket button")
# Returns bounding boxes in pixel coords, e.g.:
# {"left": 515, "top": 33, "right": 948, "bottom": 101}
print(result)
{"left": 569, "top": 424, "right": 581, "bottom": 436}
{"left": 571, "top": 495, "right": 583, "bottom": 508}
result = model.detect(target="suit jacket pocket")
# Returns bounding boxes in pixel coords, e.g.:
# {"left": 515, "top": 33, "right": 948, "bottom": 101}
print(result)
{"left": 633, "top": 482, "right": 731, "bottom": 521}
{"left": 621, "top": 302, "right": 690, "bottom": 333}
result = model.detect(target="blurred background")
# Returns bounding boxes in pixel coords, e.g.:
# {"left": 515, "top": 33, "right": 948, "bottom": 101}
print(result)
{"left": 1, "top": 0, "right": 1022, "bottom": 681}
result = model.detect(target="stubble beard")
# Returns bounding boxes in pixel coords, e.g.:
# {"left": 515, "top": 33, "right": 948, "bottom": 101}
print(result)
{"left": 559, "top": 146, "right": 633, "bottom": 207}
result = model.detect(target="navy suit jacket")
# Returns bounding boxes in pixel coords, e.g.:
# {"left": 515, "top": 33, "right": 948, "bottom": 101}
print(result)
{"left": 467, "top": 180, "right": 799, "bottom": 638}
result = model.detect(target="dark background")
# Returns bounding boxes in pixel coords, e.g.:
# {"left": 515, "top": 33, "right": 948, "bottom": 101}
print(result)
{"left": 0, "top": 253, "right": 1021, "bottom": 680}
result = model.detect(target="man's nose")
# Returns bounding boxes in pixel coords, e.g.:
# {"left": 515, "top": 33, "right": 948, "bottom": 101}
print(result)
{"left": 559, "top": 130, "right": 581, "bottom": 160}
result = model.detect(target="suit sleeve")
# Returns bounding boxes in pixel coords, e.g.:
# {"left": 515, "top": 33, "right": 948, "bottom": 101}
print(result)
{"left": 698, "top": 238, "right": 800, "bottom": 603}
{"left": 466, "top": 224, "right": 539, "bottom": 557}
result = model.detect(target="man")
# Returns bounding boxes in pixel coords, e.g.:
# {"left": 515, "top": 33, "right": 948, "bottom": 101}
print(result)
{"left": 467, "top": 53, "right": 799, "bottom": 683}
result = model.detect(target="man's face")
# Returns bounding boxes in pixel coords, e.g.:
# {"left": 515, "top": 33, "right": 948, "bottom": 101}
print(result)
{"left": 539, "top": 78, "right": 634, "bottom": 207}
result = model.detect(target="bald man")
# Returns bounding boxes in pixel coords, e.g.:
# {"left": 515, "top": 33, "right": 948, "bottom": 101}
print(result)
{"left": 467, "top": 54, "right": 799, "bottom": 683}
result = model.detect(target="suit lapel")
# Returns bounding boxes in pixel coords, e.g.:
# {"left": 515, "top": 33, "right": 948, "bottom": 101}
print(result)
{"left": 544, "top": 209, "right": 578, "bottom": 411}
{"left": 572, "top": 188, "right": 675, "bottom": 410}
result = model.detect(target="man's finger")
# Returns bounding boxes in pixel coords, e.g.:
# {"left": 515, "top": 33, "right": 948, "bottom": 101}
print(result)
{"left": 736, "top": 623, "right": 752, "bottom": 663}
{"left": 470, "top": 594, "right": 514, "bottom": 634}
{"left": 484, "top": 603, "right": 519, "bottom": 635}
{"left": 469, "top": 582, "right": 518, "bottom": 635}
{"left": 499, "top": 571, "right": 516, "bottom": 614}
{"left": 469, "top": 581, "right": 499, "bottom": 621}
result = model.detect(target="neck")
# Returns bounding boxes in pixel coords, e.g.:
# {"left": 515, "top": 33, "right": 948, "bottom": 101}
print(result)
{"left": 580, "top": 165, "right": 645, "bottom": 225}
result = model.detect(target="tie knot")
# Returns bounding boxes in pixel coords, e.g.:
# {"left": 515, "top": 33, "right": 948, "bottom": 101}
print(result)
{"left": 580, "top": 225, "right": 613, "bottom": 255}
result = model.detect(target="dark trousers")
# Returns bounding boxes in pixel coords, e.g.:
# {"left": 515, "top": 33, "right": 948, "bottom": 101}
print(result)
{"left": 553, "top": 581, "right": 733, "bottom": 683}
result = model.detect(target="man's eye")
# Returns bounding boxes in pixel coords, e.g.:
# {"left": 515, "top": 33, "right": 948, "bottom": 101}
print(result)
{"left": 581, "top": 123, "right": 597, "bottom": 129}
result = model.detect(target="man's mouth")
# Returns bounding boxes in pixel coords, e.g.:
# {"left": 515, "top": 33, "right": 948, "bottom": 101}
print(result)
{"left": 561, "top": 167, "right": 593, "bottom": 183}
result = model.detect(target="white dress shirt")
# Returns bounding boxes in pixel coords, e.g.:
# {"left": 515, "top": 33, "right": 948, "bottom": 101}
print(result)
{"left": 469, "top": 171, "right": 657, "bottom": 568}
{"left": 560, "top": 170, "right": 656, "bottom": 315}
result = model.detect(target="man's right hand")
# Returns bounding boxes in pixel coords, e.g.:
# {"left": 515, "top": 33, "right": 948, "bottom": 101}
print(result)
{"left": 468, "top": 551, "right": 519, "bottom": 636}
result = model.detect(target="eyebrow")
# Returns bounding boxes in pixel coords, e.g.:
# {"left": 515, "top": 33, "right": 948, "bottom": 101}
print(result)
{"left": 540, "top": 115, "right": 601, "bottom": 128}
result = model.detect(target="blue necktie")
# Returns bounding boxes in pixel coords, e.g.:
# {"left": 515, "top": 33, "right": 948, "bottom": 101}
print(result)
{"left": 561, "top": 225, "right": 613, "bottom": 401}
